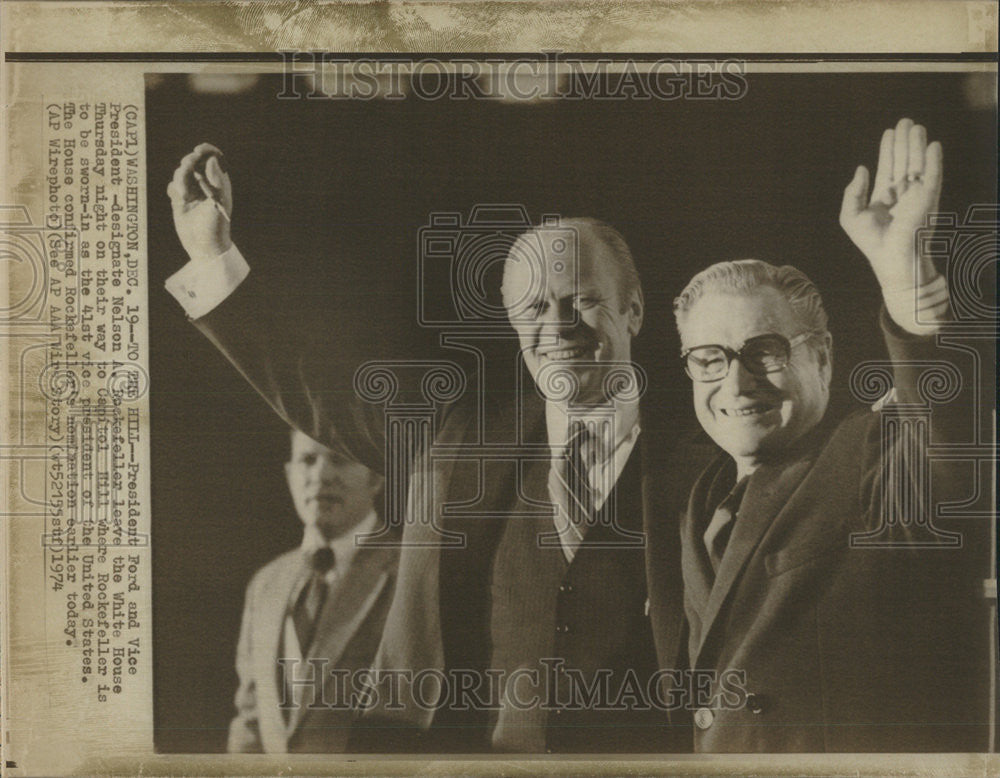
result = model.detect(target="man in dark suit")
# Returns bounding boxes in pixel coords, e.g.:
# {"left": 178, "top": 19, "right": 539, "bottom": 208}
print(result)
{"left": 228, "top": 428, "right": 397, "bottom": 753}
{"left": 165, "top": 153, "right": 691, "bottom": 753}
{"left": 646, "top": 118, "right": 992, "bottom": 752}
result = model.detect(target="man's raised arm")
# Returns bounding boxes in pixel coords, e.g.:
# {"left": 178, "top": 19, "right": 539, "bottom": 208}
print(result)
{"left": 165, "top": 143, "right": 244, "bottom": 317}
{"left": 839, "top": 118, "right": 977, "bottom": 536}
{"left": 163, "top": 144, "right": 385, "bottom": 473}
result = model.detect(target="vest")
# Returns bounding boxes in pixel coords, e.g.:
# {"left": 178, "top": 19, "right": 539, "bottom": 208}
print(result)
{"left": 487, "top": 447, "right": 665, "bottom": 753}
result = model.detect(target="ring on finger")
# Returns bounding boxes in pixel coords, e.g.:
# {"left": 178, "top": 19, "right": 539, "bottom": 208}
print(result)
{"left": 906, "top": 172, "right": 923, "bottom": 183}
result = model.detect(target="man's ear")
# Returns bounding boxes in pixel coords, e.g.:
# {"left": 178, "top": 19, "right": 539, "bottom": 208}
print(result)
{"left": 815, "top": 331, "right": 834, "bottom": 387}
{"left": 627, "top": 288, "right": 644, "bottom": 338}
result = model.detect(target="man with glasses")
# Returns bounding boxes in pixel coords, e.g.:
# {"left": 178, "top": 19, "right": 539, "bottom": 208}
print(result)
{"left": 645, "top": 118, "right": 991, "bottom": 752}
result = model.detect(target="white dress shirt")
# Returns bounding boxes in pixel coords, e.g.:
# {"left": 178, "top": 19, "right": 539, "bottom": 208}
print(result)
{"left": 165, "top": 243, "right": 250, "bottom": 317}
{"left": 545, "top": 397, "right": 641, "bottom": 514}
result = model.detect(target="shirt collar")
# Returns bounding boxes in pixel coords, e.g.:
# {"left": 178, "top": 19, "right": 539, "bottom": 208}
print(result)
{"left": 545, "top": 390, "right": 641, "bottom": 454}
{"left": 545, "top": 386, "right": 642, "bottom": 513}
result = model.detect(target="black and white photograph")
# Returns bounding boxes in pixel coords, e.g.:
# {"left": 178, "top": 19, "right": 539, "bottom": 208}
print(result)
{"left": 145, "top": 66, "right": 997, "bottom": 756}
{"left": 2, "top": 2, "right": 998, "bottom": 775}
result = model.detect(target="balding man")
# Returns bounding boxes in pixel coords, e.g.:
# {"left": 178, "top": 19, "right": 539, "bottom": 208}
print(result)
{"left": 165, "top": 153, "right": 693, "bottom": 753}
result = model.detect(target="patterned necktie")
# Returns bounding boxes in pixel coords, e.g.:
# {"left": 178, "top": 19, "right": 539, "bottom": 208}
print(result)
{"left": 549, "top": 420, "right": 595, "bottom": 563}
{"left": 292, "top": 546, "right": 335, "bottom": 654}
{"left": 703, "top": 477, "right": 749, "bottom": 574}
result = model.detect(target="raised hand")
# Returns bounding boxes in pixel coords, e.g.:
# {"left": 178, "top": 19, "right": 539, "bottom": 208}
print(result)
{"left": 166, "top": 143, "right": 233, "bottom": 260}
{"left": 839, "top": 118, "right": 947, "bottom": 333}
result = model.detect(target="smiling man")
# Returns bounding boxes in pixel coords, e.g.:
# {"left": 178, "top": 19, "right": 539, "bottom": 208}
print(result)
{"left": 228, "top": 429, "right": 396, "bottom": 753}
{"left": 360, "top": 217, "right": 683, "bottom": 753}
{"left": 503, "top": 218, "right": 643, "bottom": 405}
{"left": 500, "top": 218, "right": 646, "bottom": 553}
{"left": 646, "top": 118, "right": 991, "bottom": 752}
{"left": 677, "top": 269, "right": 832, "bottom": 481}
{"left": 165, "top": 143, "right": 689, "bottom": 752}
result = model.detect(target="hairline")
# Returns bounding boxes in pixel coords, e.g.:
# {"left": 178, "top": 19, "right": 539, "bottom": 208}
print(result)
{"left": 501, "top": 220, "right": 641, "bottom": 312}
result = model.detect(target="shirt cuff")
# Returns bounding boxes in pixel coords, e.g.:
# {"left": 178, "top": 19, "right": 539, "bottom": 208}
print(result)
{"left": 164, "top": 244, "right": 250, "bottom": 319}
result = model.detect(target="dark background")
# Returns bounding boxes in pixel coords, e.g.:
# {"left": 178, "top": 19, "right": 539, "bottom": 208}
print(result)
{"left": 146, "top": 70, "right": 997, "bottom": 752}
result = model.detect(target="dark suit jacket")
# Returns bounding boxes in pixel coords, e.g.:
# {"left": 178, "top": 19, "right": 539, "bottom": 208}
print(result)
{"left": 354, "top": 393, "right": 689, "bottom": 753}
{"left": 195, "top": 282, "right": 692, "bottom": 753}
{"left": 647, "top": 313, "right": 991, "bottom": 752}
{"left": 228, "top": 542, "right": 398, "bottom": 753}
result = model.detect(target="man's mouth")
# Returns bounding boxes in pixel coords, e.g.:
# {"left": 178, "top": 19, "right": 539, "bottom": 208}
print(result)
{"left": 537, "top": 344, "right": 593, "bottom": 362}
{"left": 719, "top": 402, "right": 776, "bottom": 418}
{"left": 310, "top": 494, "right": 342, "bottom": 505}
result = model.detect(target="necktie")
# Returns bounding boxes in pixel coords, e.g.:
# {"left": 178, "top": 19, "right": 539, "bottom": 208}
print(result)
{"left": 292, "top": 546, "right": 335, "bottom": 654}
{"left": 703, "top": 477, "right": 749, "bottom": 574}
{"left": 549, "top": 420, "right": 595, "bottom": 563}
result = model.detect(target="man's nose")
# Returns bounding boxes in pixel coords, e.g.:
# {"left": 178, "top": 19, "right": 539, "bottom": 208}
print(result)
{"left": 720, "top": 356, "right": 758, "bottom": 394}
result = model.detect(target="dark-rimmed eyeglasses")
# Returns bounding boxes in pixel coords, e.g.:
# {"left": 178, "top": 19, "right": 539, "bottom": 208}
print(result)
{"left": 681, "top": 332, "right": 815, "bottom": 383}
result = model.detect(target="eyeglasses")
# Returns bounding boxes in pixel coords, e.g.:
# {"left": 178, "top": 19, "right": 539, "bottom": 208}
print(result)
{"left": 681, "top": 332, "right": 815, "bottom": 383}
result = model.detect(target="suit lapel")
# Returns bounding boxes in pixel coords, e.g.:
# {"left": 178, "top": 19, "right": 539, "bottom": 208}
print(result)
{"left": 452, "top": 391, "right": 548, "bottom": 536}
{"left": 286, "top": 546, "right": 394, "bottom": 734}
{"left": 253, "top": 552, "right": 305, "bottom": 750}
{"left": 641, "top": 431, "right": 688, "bottom": 694}
{"left": 692, "top": 454, "right": 817, "bottom": 666}
{"left": 364, "top": 400, "right": 479, "bottom": 730}
{"left": 435, "top": 397, "right": 552, "bottom": 646}
{"left": 524, "top": 444, "right": 569, "bottom": 572}
{"left": 308, "top": 547, "right": 393, "bottom": 666}
{"left": 680, "top": 455, "right": 730, "bottom": 629}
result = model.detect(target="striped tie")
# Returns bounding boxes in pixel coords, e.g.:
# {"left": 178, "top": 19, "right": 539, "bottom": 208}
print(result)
{"left": 549, "top": 420, "right": 596, "bottom": 563}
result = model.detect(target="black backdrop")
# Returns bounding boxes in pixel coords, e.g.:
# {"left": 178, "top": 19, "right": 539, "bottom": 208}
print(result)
{"left": 146, "top": 71, "right": 996, "bottom": 752}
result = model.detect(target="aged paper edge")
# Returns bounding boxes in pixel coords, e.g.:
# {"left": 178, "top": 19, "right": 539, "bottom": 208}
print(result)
{"left": 2, "top": 1, "right": 998, "bottom": 777}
